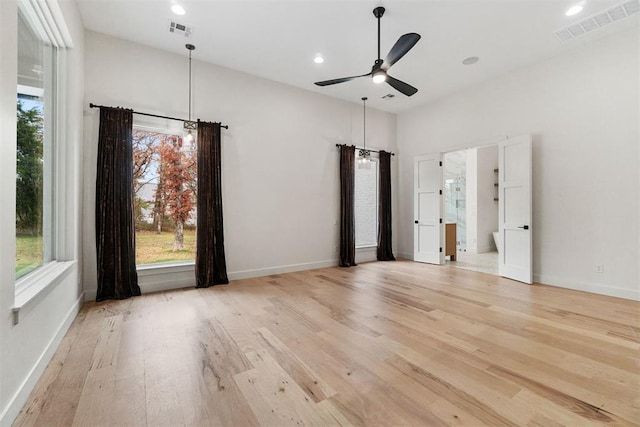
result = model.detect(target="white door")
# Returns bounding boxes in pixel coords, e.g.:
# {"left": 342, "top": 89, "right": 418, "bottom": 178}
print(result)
{"left": 498, "top": 135, "right": 532, "bottom": 284}
{"left": 414, "top": 154, "right": 443, "bottom": 264}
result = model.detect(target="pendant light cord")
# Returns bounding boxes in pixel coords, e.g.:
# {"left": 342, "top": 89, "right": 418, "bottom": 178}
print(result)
{"left": 362, "top": 97, "right": 367, "bottom": 152}
{"left": 188, "top": 48, "right": 192, "bottom": 122}
{"left": 185, "top": 43, "right": 195, "bottom": 123}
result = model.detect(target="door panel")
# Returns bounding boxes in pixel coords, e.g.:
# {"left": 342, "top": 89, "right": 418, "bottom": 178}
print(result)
{"left": 414, "top": 154, "right": 443, "bottom": 264}
{"left": 498, "top": 135, "right": 532, "bottom": 284}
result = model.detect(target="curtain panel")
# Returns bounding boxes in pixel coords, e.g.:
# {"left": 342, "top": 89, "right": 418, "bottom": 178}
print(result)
{"left": 95, "top": 107, "right": 141, "bottom": 301}
{"left": 339, "top": 145, "right": 357, "bottom": 267}
{"left": 195, "top": 121, "right": 229, "bottom": 287}
{"left": 377, "top": 150, "right": 396, "bottom": 261}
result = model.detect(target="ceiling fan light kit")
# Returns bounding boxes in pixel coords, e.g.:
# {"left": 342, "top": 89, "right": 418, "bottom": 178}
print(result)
{"left": 314, "top": 6, "right": 421, "bottom": 96}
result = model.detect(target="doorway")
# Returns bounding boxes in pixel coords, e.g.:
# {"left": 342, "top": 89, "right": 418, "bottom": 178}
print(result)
{"left": 443, "top": 146, "right": 499, "bottom": 275}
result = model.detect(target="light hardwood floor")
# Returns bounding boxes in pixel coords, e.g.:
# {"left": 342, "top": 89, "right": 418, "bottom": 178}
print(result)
{"left": 14, "top": 261, "right": 640, "bottom": 426}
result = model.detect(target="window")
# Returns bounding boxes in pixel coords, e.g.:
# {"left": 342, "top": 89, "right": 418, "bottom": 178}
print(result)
{"left": 15, "top": 10, "right": 55, "bottom": 280}
{"left": 132, "top": 127, "right": 197, "bottom": 265}
{"left": 354, "top": 157, "right": 378, "bottom": 248}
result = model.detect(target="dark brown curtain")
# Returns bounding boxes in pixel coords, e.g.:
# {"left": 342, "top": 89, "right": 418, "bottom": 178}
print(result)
{"left": 377, "top": 150, "right": 396, "bottom": 261}
{"left": 339, "top": 145, "right": 357, "bottom": 267}
{"left": 95, "top": 107, "right": 140, "bottom": 302}
{"left": 196, "top": 121, "right": 229, "bottom": 287}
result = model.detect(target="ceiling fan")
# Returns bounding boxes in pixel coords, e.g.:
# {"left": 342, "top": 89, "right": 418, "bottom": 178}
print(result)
{"left": 314, "top": 7, "right": 421, "bottom": 97}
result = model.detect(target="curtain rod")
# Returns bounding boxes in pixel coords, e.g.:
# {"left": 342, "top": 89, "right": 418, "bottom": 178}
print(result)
{"left": 335, "top": 143, "right": 395, "bottom": 156}
{"left": 89, "top": 103, "right": 229, "bottom": 129}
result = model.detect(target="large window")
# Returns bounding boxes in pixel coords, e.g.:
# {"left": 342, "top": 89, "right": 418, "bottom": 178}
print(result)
{"left": 16, "top": 11, "right": 55, "bottom": 279}
{"left": 354, "top": 157, "right": 378, "bottom": 248}
{"left": 132, "top": 128, "right": 197, "bottom": 265}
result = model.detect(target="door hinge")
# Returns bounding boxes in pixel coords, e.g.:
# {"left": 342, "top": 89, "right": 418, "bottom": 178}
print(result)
{"left": 439, "top": 247, "right": 443, "bottom": 253}
{"left": 439, "top": 161, "right": 442, "bottom": 167}
{"left": 439, "top": 218, "right": 442, "bottom": 224}
{"left": 439, "top": 189, "right": 442, "bottom": 195}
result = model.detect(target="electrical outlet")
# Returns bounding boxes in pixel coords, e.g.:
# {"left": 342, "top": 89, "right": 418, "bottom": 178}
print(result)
{"left": 595, "top": 264, "right": 604, "bottom": 273}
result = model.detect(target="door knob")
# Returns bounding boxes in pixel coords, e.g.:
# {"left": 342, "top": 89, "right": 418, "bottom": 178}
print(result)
{"left": 518, "top": 225, "right": 529, "bottom": 230}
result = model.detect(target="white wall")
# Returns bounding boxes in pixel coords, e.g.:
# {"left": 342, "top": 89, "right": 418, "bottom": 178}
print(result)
{"left": 0, "top": 1, "right": 84, "bottom": 425}
{"left": 398, "top": 28, "right": 639, "bottom": 300}
{"left": 82, "top": 31, "right": 398, "bottom": 297}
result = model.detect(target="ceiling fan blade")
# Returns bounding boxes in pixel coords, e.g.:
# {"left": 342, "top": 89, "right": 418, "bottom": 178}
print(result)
{"left": 314, "top": 73, "right": 371, "bottom": 86}
{"left": 382, "top": 33, "right": 421, "bottom": 70}
{"left": 386, "top": 75, "right": 418, "bottom": 97}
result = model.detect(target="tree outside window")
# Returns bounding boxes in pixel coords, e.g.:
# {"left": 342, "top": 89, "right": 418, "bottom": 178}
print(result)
{"left": 132, "top": 129, "right": 197, "bottom": 265}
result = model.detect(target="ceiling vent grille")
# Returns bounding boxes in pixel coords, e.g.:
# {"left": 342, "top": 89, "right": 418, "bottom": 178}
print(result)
{"left": 554, "top": 0, "right": 639, "bottom": 42}
{"left": 168, "top": 20, "right": 193, "bottom": 38}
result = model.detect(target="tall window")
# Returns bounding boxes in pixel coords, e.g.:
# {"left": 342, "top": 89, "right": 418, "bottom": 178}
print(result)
{"left": 132, "top": 128, "right": 197, "bottom": 265}
{"left": 354, "top": 157, "right": 378, "bottom": 247}
{"left": 16, "top": 11, "right": 55, "bottom": 279}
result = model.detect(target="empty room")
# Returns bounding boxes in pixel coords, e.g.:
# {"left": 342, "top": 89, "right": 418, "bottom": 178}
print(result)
{"left": 0, "top": 0, "right": 638, "bottom": 425}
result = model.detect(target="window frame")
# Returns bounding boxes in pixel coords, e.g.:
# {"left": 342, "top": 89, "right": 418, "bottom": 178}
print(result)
{"left": 14, "top": 0, "right": 74, "bottom": 302}
{"left": 354, "top": 154, "right": 379, "bottom": 249}
{"left": 131, "top": 122, "right": 198, "bottom": 269}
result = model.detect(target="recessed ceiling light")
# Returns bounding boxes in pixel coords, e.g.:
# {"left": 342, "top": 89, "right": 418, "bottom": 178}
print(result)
{"left": 314, "top": 54, "right": 324, "bottom": 64}
{"left": 171, "top": 4, "right": 186, "bottom": 15}
{"left": 565, "top": 4, "right": 584, "bottom": 16}
{"left": 462, "top": 56, "right": 479, "bottom": 65}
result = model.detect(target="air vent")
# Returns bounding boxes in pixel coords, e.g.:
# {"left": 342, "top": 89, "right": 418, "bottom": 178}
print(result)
{"left": 554, "top": 0, "right": 639, "bottom": 42}
{"left": 168, "top": 20, "right": 193, "bottom": 38}
{"left": 382, "top": 94, "right": 395, "bottom": 99}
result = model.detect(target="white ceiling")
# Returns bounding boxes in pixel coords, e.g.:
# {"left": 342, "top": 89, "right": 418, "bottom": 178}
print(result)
{"left": 76, "top": 0, "right": 638, "bottom": 113}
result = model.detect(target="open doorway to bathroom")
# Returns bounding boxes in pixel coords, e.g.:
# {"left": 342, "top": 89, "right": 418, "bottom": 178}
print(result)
{"left": 444, "top": 146, "right": 499, "bottom": 275}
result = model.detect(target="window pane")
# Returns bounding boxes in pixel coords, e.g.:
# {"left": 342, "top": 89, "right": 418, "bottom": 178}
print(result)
{"left": 16, "top": 12, "right": 52, "bottom": 279}
{"left": 355, "top": 159, "right": 378, "bottom": 247}
{"left": 133, "top": 129, "right": 197, "bottom": 265}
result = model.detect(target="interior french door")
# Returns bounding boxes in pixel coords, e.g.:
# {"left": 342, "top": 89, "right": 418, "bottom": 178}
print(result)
{"left": 498, "top": 135, "right": 533, "bottom": 284}
{"left": 413, "top": 154, "right": 443, "bottom": 264}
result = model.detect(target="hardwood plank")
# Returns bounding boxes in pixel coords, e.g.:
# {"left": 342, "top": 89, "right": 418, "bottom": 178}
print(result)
{"left": 235, "top": 350, "right": 339, "bottom": 426}
{"left": 254, "top": 327, "right": 336, "bottom": 402}
{"left": 15, "top": 260, "right": 639, "bottom": 426}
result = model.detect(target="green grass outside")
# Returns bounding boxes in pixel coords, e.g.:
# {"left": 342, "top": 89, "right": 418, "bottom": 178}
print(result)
{"left": 16, "top": 234, "right": 43, "bottom": 278}
{"left": 136, "top": 229, "right": 196, "bottom": 265}
{"left": 16, "top": 230, "right": 194, "bottom": 276}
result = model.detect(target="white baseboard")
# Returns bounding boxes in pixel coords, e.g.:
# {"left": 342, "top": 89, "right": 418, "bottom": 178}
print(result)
{"left": 476, "top": 245, "right": 497, "bottom": 254}
{"left": 396, "top": 252, "right": 414, "bottom": 261}
{"left": 534, "top": 274, "right": 639, "bottom": 301}
{"left": 229, "top": 259, "right": 340, "bottom": 280}
{"left": 85, "top": 259, "right": 340, "bottom": 300}
{"left": 0, "top": 293, "right": 84, "bottom": 427}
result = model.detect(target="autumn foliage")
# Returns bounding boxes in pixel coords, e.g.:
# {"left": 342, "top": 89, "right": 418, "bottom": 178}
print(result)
{"left": 132, "top": 130, "right": 197, "bottom": 251}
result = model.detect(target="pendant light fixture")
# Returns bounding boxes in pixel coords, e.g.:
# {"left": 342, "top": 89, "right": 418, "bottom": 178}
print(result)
{"left": 184, "top": 43, "right": 196, "bottom": 142}
{"left": 358, "top": 97, "right": 371, "bottom": 169}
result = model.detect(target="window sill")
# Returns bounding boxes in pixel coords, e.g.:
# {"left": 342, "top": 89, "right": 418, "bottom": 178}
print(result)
{"left": 137, "top": 261, "right": 195, "bottom": 277}
{"left": 356, "top": 245, "right": 377, "bottom": 250}
{"left": 14, "top": 260, "right": 77, "bottom": 325}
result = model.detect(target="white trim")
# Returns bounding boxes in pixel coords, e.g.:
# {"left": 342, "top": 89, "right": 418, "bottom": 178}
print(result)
{"left": 18, "top": 0, "right": 72, "bottom": 48}
{"left": 534, "top": 274, "right": 640, "bottom": 301}
{"left": 42, "top": 0, "right": 73, "bottom": 47}
{"left": 84, "top": 259, "right": 340, "bottom": 301}
{"left": 14, "top": 260, "right": 76, "bottom": 324}
{"left": 396, "top": 252, "right": 414, "bottom": 261}
{"left": 0, "top": 293, "right": 83, "bottom": 426}
{"left": 229, "top": 259, "right": 339, "bottom": 280}
{"left": 137, "top": 261, "right": 195, "bottom": 275}
{"left": 355, "top": 246, "right": 377, "bottom": 264}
